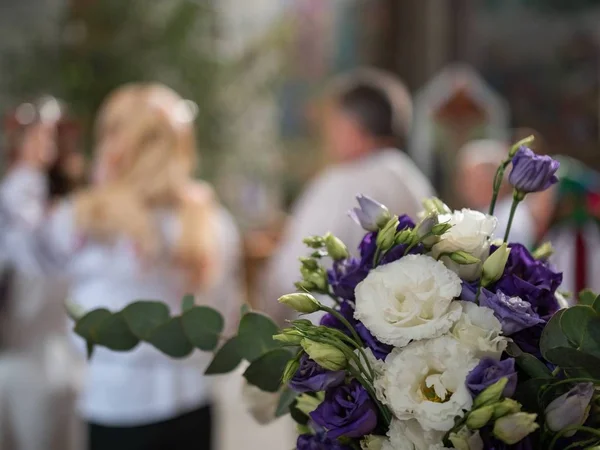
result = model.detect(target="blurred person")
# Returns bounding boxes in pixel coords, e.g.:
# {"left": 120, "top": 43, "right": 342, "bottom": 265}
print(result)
{"left": 542, "top": 156, "right": 600, "bottom": 301}
{"left": 261, "top": 68, "right": 434, "bottom": 322}
{"left": 455, "top": 139, "right": 535, "bottom": 248}
{"left": 0, "top": 83, "right": 243, "bottom": 450}
{"left": 0, "top": 99, "right": 82, "bottom": 450}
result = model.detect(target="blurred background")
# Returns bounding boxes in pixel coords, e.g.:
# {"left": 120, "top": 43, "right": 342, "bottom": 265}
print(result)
{"left": 0, "top": 0, "right": 599, "bottom": 449}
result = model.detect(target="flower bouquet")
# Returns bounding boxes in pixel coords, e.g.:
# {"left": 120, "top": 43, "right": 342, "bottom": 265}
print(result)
{"left": 70, "top": 137, "right": 600, "bottom": 449}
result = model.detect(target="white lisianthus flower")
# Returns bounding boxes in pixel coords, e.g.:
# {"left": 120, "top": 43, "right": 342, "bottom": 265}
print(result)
{"left": 354, "top": 255, "right": 462, "bottom": 348}
{"left": 451, "top": 301, "right": 508, "bottom": 360}
{"left": 384, "top": 418, "right": 449, "bottom": 450}
{"left": 380, "top": 336, "right": 479, "bottom": 432}
{"left": 432, "top": 209, "right": 497, "bottom": 281}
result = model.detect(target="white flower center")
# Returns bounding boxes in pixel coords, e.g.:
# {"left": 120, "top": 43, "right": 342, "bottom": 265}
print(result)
{"left": 421, "top": 373, "right": 451, "bottom": 403}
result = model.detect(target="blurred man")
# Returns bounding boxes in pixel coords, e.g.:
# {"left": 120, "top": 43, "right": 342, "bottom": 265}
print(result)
{"left": 261, "top": 68, "right": 434, "bottom": 321}
{"left": 455, "top": 139, "right": 535, "bottom": 247}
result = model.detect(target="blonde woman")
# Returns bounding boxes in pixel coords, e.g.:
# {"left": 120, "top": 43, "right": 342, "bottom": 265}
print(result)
{"left": 0, "top": 84, "right": 242, "bottom": 450}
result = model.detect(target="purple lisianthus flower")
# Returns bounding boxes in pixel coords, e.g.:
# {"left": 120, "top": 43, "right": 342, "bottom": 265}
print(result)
{"left": 492, "top": 243, "right": 562, "bottom": 318}
{"left": 466, "top": 357, "right": 518, "bottom": 398}
{"left": 509, "top": 146, "right": 560, "bottom": 194}
{"left": 327, "top": 258, "right": 369, "bottom": 301}
{"left": 510, "top": 322, "right": 544, "bottom": 357}
{"left": 296, "top": 433, "right": 353, "bottom": 450}
{"left": 289, "top": 354, "right": 346, "bottom": 393}
{"left": 320, "top": 301, "right": 392, "bottom": 361}
{"left": 461, "top": 280, "right": 479, "bottom": 302}
{"left": 480, "top": 290, "right": 545, "bottom": 335}
{"left": 310, "top": 380, "right": 378, "bottom": 439}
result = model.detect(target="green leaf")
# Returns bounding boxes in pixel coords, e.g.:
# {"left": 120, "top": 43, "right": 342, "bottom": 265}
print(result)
{"left": 205, "top": 337, "right": 243, "bottom": 375}
{"left": 275, "top": 388, "right": 297, "bottom": 418}
{"left": 181, "top": 306, "right": 224, "bottom": 351}
{"left": 560, "top": 305, "right": 597, "bottom": 347}
{"left": 240, "top": 303, "right": 251, "bottom": 316}
{"left": 513, "top": 378, "right": 548, "bottom": 414}
{"left": 243, "top": 348, "right": 292, "bottom": 393}
{"left": 593, "top": 297, "right": 600, "bottom": 314}
{"left": 540, "top": 310, "right": 570, "bottom": 360}
{"left": 181, "top": 294, "right": 195, "bottom": 312}
{"left": 583, "top": 316, "right": 600, "bottom": 357}
{"left": 513, "top": 351, "right": 552, "bottom": 379}
{"left": 94, "top": 313, "right": 139, "bottom": 351}
{"left": 121, "top": 301, "right": 170, "bottom": 340}
{"left": 237, "top": 312, "right": 281, "bottom": 362}
{"left": 545, "top": 347, "right": 600, "bottom": 378}
{"left": 579, "top": 289, "right": 599, "bottom": 306}
{"left": 147, "top": 318, "right": 194, "bottom": 358}
{"left": 74, "top": 308, "right": 112, "bottom": 341}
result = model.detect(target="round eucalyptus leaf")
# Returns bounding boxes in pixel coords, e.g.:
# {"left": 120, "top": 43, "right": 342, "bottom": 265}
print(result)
{"left": 147, "top": 318, "right": 194, "bottom": 358}
{"left": 243, "top": 348, "right": 292, "bottom": 393}
{"left": 94, "top": 313, "right": 139, "bottom": 351}
{"left": 540, "top": 310, "right": 570, "bottom": 361}
{"left": 205, "top": 336, "right": 243, "bottom": 375}
{"left": 237, "top": 312, "right": 281, "bottom": 362}
{"left": 560, "top": 305, "right": 597, "bottom": 347}
{"left": 121, "top": 301, "right": 170, "bottom": 340}
{"left": 181, "top": 306, "right": 224, "bottom": 351}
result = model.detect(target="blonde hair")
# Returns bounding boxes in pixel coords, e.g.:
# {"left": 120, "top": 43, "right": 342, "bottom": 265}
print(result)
{"left": 74, "top": 83, "right": 217, "bottom": 289}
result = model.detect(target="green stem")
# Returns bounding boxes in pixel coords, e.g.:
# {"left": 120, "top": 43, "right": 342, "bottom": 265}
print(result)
{"left": 489, "top": 160, "right": 510, "bottom": 216}
{"left": 321, "top": 305, "right": 365, "bottom": 349}
{"left": 351, "top": 369, "right": 391, "bottom": 427}
{"left": 325, "top": 328, "right": 376, "bottom": 381}
{"left": 373, "top": 248, "right": 381, "bottom": 267}
{"left": 503, "top": 193, "right": 522, "bottom": 242}
{"left": 403, "top": 232, "right": 433, "bottom": 256}
{"left": 549, "top": 426, "right": 600, "bottom": 450}
{"left": 327, "top": 292, "right": 342, "bottom": 306}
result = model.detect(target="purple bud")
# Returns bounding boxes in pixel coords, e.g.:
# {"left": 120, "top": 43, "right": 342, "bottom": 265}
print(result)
{"left": 545, "top": 383, "right": 594, "bottom": 433}
{"left": 348, "top": 194, "right": 391, "bottom": 231}
{"left": 508, "top": 147, "right": 560, "bottom": 194}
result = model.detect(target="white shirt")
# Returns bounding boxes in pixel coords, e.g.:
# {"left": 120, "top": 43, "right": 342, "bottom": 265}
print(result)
{"left": 261, "top": 148, "right": 434, "bottom": 320}
{"left": 0, "top": 166, "right": 243, "bottom": 426}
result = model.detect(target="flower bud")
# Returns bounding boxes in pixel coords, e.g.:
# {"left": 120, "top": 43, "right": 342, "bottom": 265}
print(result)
{"left": 295, "top": 280, "right": 316, "bottom": 291}
{"left": 376, "top": 217, "right": 399, "bottom": 251}
{"left": 303, "top": 236, "right": 325, "bottom": 248}
{"left": 324, "top": 233, "right": 349, "bottom": 261}
{"left": 473, "top": 377, "right": 509, "bottom": 408}
{"left": 281, "top": 357, "right": 300, "bottom": 384}
{"left": 295, "top": 393, "right": 323, "bottom": 416}
{"left": 493, "top": 398, "right": 522, "bottom": 419}
{"left": 394, "top": 229, "right": 414, "bottom": 245}
{"left": 299, "top": 257, "right": 319, "bottom": 270}
{"left": 431, "top": 222, "right": 452, "bottom": 236}
{"left": 278, "top": 293, "right": 321, "bottom": 314}
{"left": 360, "top": 435, "right": 388, "bottom": 450}
{"left": 300, "top": 266, "right": 328, "bottom": 291}
{"left": 349, "top": 194, "right": 391, "bottom": 231}
{"left": 509, "top": 135, "right": 534, "bottom": 157}
{"left": 493, "top": 412, "right": 539, "bottom": 445}
{"left": 449, "top": 426, "right": 484, "bottom": 450}
{"left": 532, "top": 242, "right": 554, "bottom": 261}
{"left": 300, "top": 339, "right": 347, "bottom": 371}
{"left": 273, "top": 329, "right": 304, "bottom": 345}
{"left": 448, "top": 251, "right": 481, "bottom": 265}
{"left": 545, "top": 382, "right": 594, "bottom": 435}
{"left": 482, "top": 243, "right": 511, "bottom": 286}
{"left": 466, "top": 405, "right": 495, "bottom": 429}
{"left": 432, "top": 197, "right": 451, "bottom": 214}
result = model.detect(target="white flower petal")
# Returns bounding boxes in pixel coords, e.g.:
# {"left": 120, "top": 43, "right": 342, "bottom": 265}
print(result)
{"left": 433, "top": 209, "right": 497, "bottom": 281}
{"left": 386, "top": 418, "right": 448, "bottom": 450}
{"left": 379, "top": 336, "right": 479, "bottom": 432}
{"left": 451, "top": 301, "right": 508, "bottom": 360}
{"left": 354, "top": 255, "right": 462, "bottom": 348}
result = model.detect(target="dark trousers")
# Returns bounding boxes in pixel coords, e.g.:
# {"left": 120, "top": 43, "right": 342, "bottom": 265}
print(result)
{"left": 89, "top": 404, "right": 213, "bottom": 450}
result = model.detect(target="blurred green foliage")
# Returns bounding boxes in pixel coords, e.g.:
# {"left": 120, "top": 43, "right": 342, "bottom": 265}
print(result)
{"left": 2, "top": 0, "right": 222, "bottom": 176}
